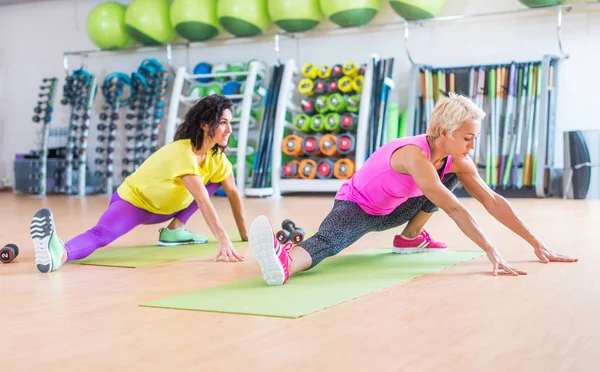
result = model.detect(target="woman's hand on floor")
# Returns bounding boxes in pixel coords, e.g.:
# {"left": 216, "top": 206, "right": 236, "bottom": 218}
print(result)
{"left": 214, "top": 238, "right": 245, "bottom": 263}
{"left": 534, "top": 243, "right": 578, "bottom": 264}
{"left": 486, "top": 248, "right": 528, "bottom": 276}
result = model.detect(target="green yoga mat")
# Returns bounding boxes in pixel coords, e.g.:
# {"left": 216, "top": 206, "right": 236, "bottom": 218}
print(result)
{"left": 140, "top": 249, "right": 484, "bottom": 318}
{"left": 70, "top": 234, "right": 247, "bottom": 268}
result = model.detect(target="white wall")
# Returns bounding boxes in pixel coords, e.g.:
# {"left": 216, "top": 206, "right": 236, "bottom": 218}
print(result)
{"left": 1, "top": 0, "right": 599, "bottom": 188}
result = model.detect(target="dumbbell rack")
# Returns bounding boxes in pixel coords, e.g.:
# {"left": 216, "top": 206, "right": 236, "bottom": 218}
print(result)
{"left": 270, "top": 58, "right": 375, "bottom": 196}
{"left": 95, "top": 72, "right": 131, "bottom": 195}
{"left": 33, "top": 77, "right": 58, "bottom": 196}
{"left": 60, "top": 69, "right": 98, "bottom": 196}
{"left": 121, "top": 59, "right": 169, "bottom": 183}
{"left": 165, "top": 61, "right": 265, "bottom": 196}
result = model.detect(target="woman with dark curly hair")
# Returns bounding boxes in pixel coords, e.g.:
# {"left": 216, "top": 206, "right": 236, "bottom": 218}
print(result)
{"left": 30, "top": 95, "right": 247, "bottom": 273}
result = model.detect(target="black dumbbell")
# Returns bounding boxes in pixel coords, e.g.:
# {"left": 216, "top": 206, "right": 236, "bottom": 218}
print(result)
{"left": 1, "top": 243, "right": 19, "bottom": 263}
{"left": 276, "top": 219, "right": 305, "bottom": 245}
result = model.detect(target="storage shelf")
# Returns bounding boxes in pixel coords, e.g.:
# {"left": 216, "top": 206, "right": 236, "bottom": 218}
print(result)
{"left": 61, "top": 2, "right": 600, "bottom": 59}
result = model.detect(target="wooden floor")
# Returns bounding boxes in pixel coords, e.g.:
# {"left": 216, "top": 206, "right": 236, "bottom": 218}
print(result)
{"left": 0, "top": 191, "right": 596, "bottom": 371}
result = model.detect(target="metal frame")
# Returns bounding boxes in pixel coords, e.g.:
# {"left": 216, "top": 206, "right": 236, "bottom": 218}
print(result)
{"left": 275, "top": 57, "right": 376, "bottom": 195}
{"left": 37, "top": 80, "right": 57, "bottom": 197}
{"left": 164, "top": 62, "right": 263, "bottom": 197}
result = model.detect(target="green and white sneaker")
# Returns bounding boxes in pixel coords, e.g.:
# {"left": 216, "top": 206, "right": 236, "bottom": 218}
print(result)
{"left": 30, "top": 208, "right": 65, "bottom": 273}
{"left": 157, "top": 226, "right": 209, "bottom": 246}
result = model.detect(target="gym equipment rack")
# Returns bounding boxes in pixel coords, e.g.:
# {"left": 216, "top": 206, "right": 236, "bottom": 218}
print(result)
{"left": 165, "top": 60, "right": 266, "bottom": 197}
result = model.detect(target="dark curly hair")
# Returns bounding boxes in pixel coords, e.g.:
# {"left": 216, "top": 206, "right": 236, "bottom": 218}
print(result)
{"left": 174, "top": 95, "right": 233, "bottom": 154}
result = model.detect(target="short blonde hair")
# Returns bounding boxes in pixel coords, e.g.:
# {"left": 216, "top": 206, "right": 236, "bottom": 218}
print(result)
{"left": 427, "top": 93, "right": 486, "bottom": 138}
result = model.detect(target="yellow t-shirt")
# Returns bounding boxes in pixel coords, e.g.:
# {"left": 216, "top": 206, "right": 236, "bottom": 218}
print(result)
{"left": 117, "top": 139, "right": 232, "bottom": 215}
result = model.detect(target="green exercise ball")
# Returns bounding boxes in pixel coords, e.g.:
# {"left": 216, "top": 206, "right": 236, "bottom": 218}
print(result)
{"left": 86, "top": 2, "right": 133, "bottom": 50}
{"left": 519, "top": 0, "right": 565, "bottom": 7}
{"left": 218, "top": 0, "right": 271, "bottom": 37}
{"left": 125, "top": 0, "right": 175, "bottom": 45}
{"left": 171, "top": 0, "right": 222, "bottom": 41}
{"left": 319, "top": 0, "right": 381, "bottom": 27}
{"left": 389, "top": 0, "right": 447, "bottom": 20}
{"left": 268, "top": 0, "right": 323, "bottom": 32}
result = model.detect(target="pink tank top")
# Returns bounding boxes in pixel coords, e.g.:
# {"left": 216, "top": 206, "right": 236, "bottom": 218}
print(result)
{"left": 335, "top": 134, "right": 453, "bottom": 215}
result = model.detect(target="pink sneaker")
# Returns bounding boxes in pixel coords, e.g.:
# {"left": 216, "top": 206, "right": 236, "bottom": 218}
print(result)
{"left": 392, "top": 230, "right": 448, "bottom": 254}
{"left": 249, "top": 216, "right": 292, "bottom": 286}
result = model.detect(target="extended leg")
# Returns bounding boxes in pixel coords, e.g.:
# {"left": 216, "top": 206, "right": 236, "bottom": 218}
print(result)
{"left": 64, "top": 195, "right": 155, "bottom": 261}
{"left": 248, "top": 200, "right": 380, "bottom": 286}
{"left": 31, "top": 192, "right": 155, "bottom": 273}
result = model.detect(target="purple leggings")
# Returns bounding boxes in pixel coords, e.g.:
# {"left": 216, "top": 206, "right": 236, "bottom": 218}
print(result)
{"left": 65, "top": 182, "right": 221, "bottom": 261}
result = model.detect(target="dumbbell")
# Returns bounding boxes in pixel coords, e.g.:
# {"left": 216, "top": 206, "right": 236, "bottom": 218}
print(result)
{"left": 302, "top": 135, "right": 322, "bottom": 156}
{"left": 282, "top": 134, "right": 303, "bottom": 156}
{"left": 324, "top": 113, "right": 341, "bottom": 133}
{"left": 302, "top": 63, "right": 318, "bottom": 79}
{"left": 340, "top": 113, "right": 358, "bottom": 132}
{"left": 359, "top": 63, "right": 367, "bottom": 75}
{"left": 282, "top": 160, "right": 300, "bottom": 178}
{"left": 317, "top": 65, "right": 332, "bottom": 79}
{"left": 293, "top": 114, "right": 310, "bottom": 132}
{"left": 346, "top": 95, "right": 361, "bottom": 113}
{"left": 338, "top": 76, "right": 354, "bottom": 93}
{"left": 301, "top": 98, "right": 315, "bottom": 115}
{"left": 1, "top": 244, "right": 19, "bottom": 263}
{"left": 299, "top": 159, "right": 317, "bottom": 179}
{"left": 320, "top": 134, "right": 339, "bottom": 157}
{"left": 331, "top": 64, "right": 344, "bottom": 79}
{"left": 315, "top": 96, "right": 329, "bottom": 114}
{"left": 327, "top": 93, "right": 347, "bottom": 113}
{"left": 337, "top": 133, "right": 356, "bottom": 154}
{"left": 313, "top": 80, "right": 327, "bottom": 95}
{"left": 276, "top": 219, "right": 305, "bottom": 245}
{"left": 316, "top": 158, "right": 335, "bottom": 179}
{"left": 334, "top": 159, "right": 356, "bottom": 179}
{"left": 298, "top": 79, "right": 314, "bottom": 96}
{"left": 310, "top": 114, "right": 325, "bottom": 132}
{"left": 343, "top": 62, "right": 359, "bottom": 77}
{"left": 327, "top": 79, "right": 339, "bottom": 94}
{"left": 352, "top": 75, "right": 364, "bottom": 93}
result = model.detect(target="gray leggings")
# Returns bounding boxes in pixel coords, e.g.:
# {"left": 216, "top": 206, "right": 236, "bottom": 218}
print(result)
{"left": 297, "top": 173, "right": 459, "bottom": 269}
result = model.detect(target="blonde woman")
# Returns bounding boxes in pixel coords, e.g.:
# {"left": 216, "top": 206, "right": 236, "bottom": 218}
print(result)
{"left": 249, "top": 93, "right": 578, "bottom": 286}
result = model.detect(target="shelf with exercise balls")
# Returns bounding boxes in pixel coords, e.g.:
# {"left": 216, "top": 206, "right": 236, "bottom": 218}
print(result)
{"left": 165, "top": 60, "right": 267, "bottom": 197}
{"left": 519, "top": 0, "right": 566, "bottom": 8}
{"left": 86, "top": 2, "right": 134, "bottom": 50}
{"left": 170, "top": 0, "right": 222, "bottom": 42}
{"left": 218, "top": 0, "right": 272, "bottom": 37}
{"left": 267, "top": 0, "right": 324, "bottom": 33}
{"left": 271, "top": 59, "right": 374, "bottom": 195}
{"left": 125, "top": 0, "right": 176, "bottom": 46}
{"left": 388, "top": 0, "right": 447, "bottom": 21}
{"left": 319, "top": 0, "right": 382, "bottom": 27}
{"left": 403, "top": 57, "right": 560, "bottom": 198}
